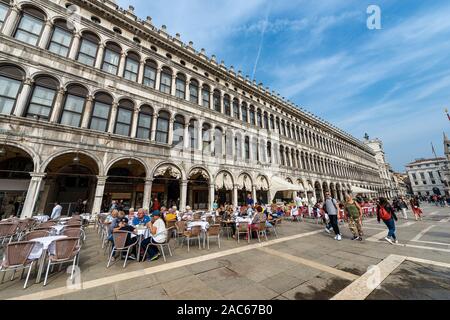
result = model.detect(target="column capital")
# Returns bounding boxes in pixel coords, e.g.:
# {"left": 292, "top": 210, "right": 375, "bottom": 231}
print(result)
{"left": 180, "top": 180, "right": 188, "bottom": 185}
{"left": 145, "top": 178, "right": 153, "bottom": 183}
{"left": 11, "top": 5, "right": 20, "bottom": 13}
{"left": 57, "top": 87, "right": 66, "bottom": 95}
{"left": 120, "top": 51, "right": 127, "bottom": 58}
{"left": 96, "top": 175, "right": 108, "bottom": 184}
{"left": 86, "top": 95, "right": 94, "bottom": 102}
{"left": 112, "top": 102, "right": 119, "bottom": 109}
{"left": 99, "top": 43, "right": 106, "bottom": 49}
{"left": 45, "top": 19, "right": 53, "bottom": 27}
{"left": 24, "top": 78, "right": 34, "bottom": 86}
{"left": 73, "top": 32, "right": 81, "bottom": 39}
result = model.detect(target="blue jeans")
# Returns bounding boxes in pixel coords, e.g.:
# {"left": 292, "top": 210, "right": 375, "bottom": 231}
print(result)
{"left": 383, "top": 218, "right": 396, "bottom": 240}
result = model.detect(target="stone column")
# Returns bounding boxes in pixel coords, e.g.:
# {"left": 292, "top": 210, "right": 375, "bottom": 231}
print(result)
{"left": 208, "top": 183, "right": 215, "bottom": 211}
{"left": 210, "top": 124, "right": 215, "bottom": 156}
{"left": 68, "top": 32, "right": 81, "bottom": 60}
{"left": 49, "top": 87, "right": 66, "bottom": 123}
{"left": 241, "top": 134, "right": 246, "bottom": 161}
{"left": 21, "top": 173, "right": 46, "bottom": 218}
{"left": 168, "top": 116, "right": 175, "bottom": 145}
{"left": 81, "top": 95, "right": 94, "bottom": 128}
{"left": 107, "top": 102, "right": 118, "bottom": 133}
{"left": 39, "top": 19, "right": 53, "bottom": 49}
{"left": 2, "top": 5, "right": 19, "bottom": 36}
{"left": 252, "top": 185, "right": 257, "bottom": 204}
{"left": 197, "top": 119, "right": 203, "bottom": 152}
{"left": 179, "top": 180, "right": 188, "bottom": 211}
{"left": 91, "top": 176, "right": 107, "bottom": 215}
{"left": 150, "top": 113, "right": 158, "bottom": 141}
{"left": 171, "top": 74, "right": 177, "bottom": 96}
{"left": 13, "top": 78, "right": 33, "bottom": 117}
{"left": 130, "top": 108, "right": 139, "bottom": 138}
{"left": 142, "top": 178, "right": 153, "bottom": 210}
{"left": 185, "top": 76, "right": 190, "bottom": 101}
{"left": 233, "top": 184, "right": 239, "bottom": 208}
{"left": 183, "top": 122, "right": 190, "bottom": 149}
{"left": 209, "top": 90, "right": 214, "bottom": 110}
{"left": 94, "top": 43, "right": 105, "bottom": 69}
{"left": 118, "top": 52, "right": 127, "bottom": 77}
{"left": 155, "top": 68, "right": 162, "bottom": 91}
{"left": 137, "top": 60, "right": 145, "bottom": 84}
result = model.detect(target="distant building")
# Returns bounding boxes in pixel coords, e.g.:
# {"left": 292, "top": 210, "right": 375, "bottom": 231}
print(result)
{"left": 405, "top": 158, "right": 447, "bottom": 196}
{"left": 441, "top": 133, "right": 450, "bottom": 196}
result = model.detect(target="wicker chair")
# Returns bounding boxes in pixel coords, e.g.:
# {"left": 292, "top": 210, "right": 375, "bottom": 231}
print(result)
{"left": 236, "top": 222, "right": 250, "bottom": 244}
{"left": 206, "top": 224, "right": 221, "bottom": 249}
{"left": 39, "top": 221, "right": 57, "bottom": 228}
{"left": 21, "top": 230, "right": 50, "bottom": 241}
{"left": 174, "top": 221, "right": 187, "bottom": 245}
{"left": 0, "top": 241, "right": 37, "bottom": 289}
{"left": 193, "top": 213, "right": 202, "bottom": 221}
{"left": 141, "top": 227, "right": 174, "bottom": 262}
{"left": 43, "top": 237, "right": 80, "bottom": 286}
{"left": 66, "top": 219, "right": 82, "bottom": 226}
{"left": 221, "top": 220, "right": 234, "bottom": 239}
{"left": 62, "top": 228, "right": 82, "bottom": 238}
{"left": 181, "top": 225, "right": 202, "bottom": 252}
{"left": 107, "top": 231, "right": 137, "bottom": 268}
{"left": 255, "top": 221, "right": 268, "bottom": 242}
{"left": 0, "top": 223, "right": 18, "bottom": 245}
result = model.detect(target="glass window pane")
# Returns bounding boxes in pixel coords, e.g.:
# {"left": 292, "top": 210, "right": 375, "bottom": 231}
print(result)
{"left": 90, "top": 118, "right": 107, "bottom": 132}
{"left": 103, "top": 49, "right": 120, "bottom": 65}
{"left": 156, "top": 132, "right": 168, "bottom": 143}
{"left": 0, "top": 3, "right": 8, "bottom": 25}
{"left": 79, "top": 39, "right": 97, "bottom": 58}
{"left": 138, "top": 114, "right": 151, "bottom": 127}
{"left": 52, "top": 27, "right": 72, "bottom": 47}
{"left": 144, "top": 66, "right": 155, "bottom": 80}
{"left": 115, "top": 123, "right": 130, "bottom": 136}
{"left": 78, "top": 54, "right": 95, "bottom": 67}
{"left": 92, "top": 102, "right": 110, "bottom": 118}
{"left": 161, "top": 73, "right": 171, "bottom": 86}
{"left": 0, "top": 76, "right": 21, "bottom": 98}
{"left": 14, "top": 31, "right": 39, "bottom": 46}
{"left": 48, "top": 43, "right": 69, "bottom": 57}
{"left": 157, "top": 118, "right": 168, "bottom": 131}
{"left": 27, "top": 104, "right": 51, "bottom": 117}
{"left": 60, "top": 112, "right": 81, "bottom": 127}
{"left": 117, "top": 108, "right": 132, "bottom": 124}
{"left": 63, "top": 95, "right": 84, "bottom": 113}
{"left": 126, "top": 59, "right": 139, "bottom": 73}
{"left": 137, "top": 127, "right": 150, "bottom": 139}
{"left": 0, "top": 97, "right": 15, "bottom": 115}
{"left": 30, "top": 86, "right": 55, "bottom": 107}
{"left": 18, "top": 15, "right": 43, "bottom": 35}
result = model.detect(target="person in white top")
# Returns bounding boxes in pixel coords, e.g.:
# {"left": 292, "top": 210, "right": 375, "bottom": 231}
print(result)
{"left": 141, "top": 210, "right": 167, "bottom": 261}
{"left": 50, "top": 202, "right": 62, "bottom": 220}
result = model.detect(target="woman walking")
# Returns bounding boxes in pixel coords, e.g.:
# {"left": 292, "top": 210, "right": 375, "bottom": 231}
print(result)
{"left": 344, "top": 195, "right": 363, "bottom": 241}
{"left": 410, "top": 197, "right": 423, "bottom": 221}
{"left": 377, "top": 197, "right": 398, "bottom": 244}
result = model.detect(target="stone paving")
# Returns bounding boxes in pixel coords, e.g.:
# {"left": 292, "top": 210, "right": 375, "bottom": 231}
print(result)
{"left": 1, "top": 204, "right": 449, "bottom": 300}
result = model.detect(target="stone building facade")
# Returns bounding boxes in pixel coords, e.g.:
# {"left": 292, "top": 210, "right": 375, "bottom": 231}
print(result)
{"left": 0, "top": 0, "right": 385, "bottom": 218}
{"left": 406, "top": 158, "right": 447, "bottom": 197}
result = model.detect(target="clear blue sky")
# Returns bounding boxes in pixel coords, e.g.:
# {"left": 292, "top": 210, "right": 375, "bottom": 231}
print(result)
{"left": 118, "top": 0, "right": 450, "bottom": 172}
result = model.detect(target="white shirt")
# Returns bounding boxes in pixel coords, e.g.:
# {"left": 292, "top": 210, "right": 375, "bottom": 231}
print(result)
{"left": 151, "top": 218, "right": 167, "bottom": 243}
{"left": 51, "top": 205, "right": 62, "bottom": 220}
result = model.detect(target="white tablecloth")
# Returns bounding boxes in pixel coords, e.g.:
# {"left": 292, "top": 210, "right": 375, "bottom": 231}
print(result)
{"left": 235, "top": 217, "right": 252, "bottom": 226}
{"left": 132, "top": 227, "right": 150, "bottom": 239}
{"left": 51, "top": 225, "right": 65, "bottom": 235}
{"left": 187, "top": 221, "right": 209, "bottom": 231}
{"left": 28, "top": 235, "right": 67, "bottom": 260}
{"left": 33, "top": 215, "right": 49, "bottom": 223}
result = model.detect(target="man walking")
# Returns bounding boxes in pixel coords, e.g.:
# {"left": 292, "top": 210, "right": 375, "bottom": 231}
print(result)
{"left": 323, "top": 192, "right": 341, "bottom": 241}
{"left": 398, "top": 197, "right": 409, "bottom": 220}
{"left": 51, "top": 202, "right": 62, "bottom": 220}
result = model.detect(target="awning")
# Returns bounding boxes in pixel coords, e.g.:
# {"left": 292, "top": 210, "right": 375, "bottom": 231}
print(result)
{"left": 270, "top": 176, "right": 305, "bottom": 195}
{"left": 215, "top": 172, "right": 233, "bottom": 191}
{"left": 351, "top": 186, "right": 377, "bottom": 194}
{"left": 237, "top": 174, "right": 252, "bottom": 190}
{"left": 255, "top": 176, "right": 270, "bottom": 191}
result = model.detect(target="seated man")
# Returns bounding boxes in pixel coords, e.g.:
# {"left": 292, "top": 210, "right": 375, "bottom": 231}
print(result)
{"left": 132, "top": 208, "right": 151, "bottom": 226}
{"left": 181, "top": 206, "right": 194, "bottom": 221}
{"left": 111, "top": 217, "right": 137, "bottom": 260}
{"left": 127, "top": 208, "right": 135, "bottom": 223}
{"left": 141, "top": 211, "right": 167, "bottom": 261}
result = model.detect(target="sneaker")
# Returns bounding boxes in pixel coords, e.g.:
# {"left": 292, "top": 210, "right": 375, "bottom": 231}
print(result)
{"left": 325, "top": 227, "right": 331, "bottom": 234}
{"left": 150, "top": 253, "right": 160, "bottom": 261}
{"left": 393, "top": 239, "right": 399, "bottom": 244}
{"left": 357, "top": 237, "right": 363, "bottom": 241}
{"left": 128, "top": 254, "right": 136, "bottom": 261}
{"left": 384, "top": 237, "right": 393, "bottom": 245}
{"left": 351, "top": 236, "right": 358, "bottom": 240}
{"left": 335, "top": 234, "right": 342, "bottom": 241}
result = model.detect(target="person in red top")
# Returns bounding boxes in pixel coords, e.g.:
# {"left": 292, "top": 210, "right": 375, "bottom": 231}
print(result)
{"left": 377, "top": 197, "right": 398, "bottom": 245}
{"left": 151, "top": 197, "right": 161, "bottom": 211}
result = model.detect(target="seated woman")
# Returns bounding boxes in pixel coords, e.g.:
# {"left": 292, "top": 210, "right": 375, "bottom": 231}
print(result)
{"left": 250, "top": 206, "right": 265, "bottom": 235}
{"left": 111, "top": 217, "right": 137, "bottom": 260}
{"left": 141, "top": 211, "right": 167, "bottom": 261}
{"left": 164, "top": 207, "right": 177, "bottom": 222}
{"left": 181, "top": 206, "right": 194, "bottom": 221}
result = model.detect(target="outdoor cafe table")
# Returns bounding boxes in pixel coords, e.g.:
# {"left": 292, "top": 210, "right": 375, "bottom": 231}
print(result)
{"left": 51, "top": 225, "right": 65, "bottom": 235}
{"left": 29, "top": 235, "right": 67, "bottom": 283}
{"left": 187, "top": 221, "right": 210, "bottom": 248}
{"left": 33, "top": 215, "right": 49, "bottom": 223}
{"left": 132, "top": 227, "right": 150, "bottom": 261}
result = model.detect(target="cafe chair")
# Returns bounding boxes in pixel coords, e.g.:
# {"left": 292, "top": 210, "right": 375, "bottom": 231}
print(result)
{"left": 0, "top": 241, "right": 37, "bottom": 289}
{"left": 43, "top": 237, "right": 80, "bottom": 286}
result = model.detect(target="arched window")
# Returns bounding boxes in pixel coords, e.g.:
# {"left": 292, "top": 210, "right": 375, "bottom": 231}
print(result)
{"left": 224, "top": 94, "right": 231, "bottom": 116}
{"left": 235, "top": 133, "right": 242, "bottom": 160}
{"left": 286, "top": 122, "right": 291, "bottom": 138}
{"left": 281, "top": 120, "right": 286, "bottom": 136}
{"left": 285, "top": 148, "right": 291, "bottom": 167}
{"left": 156, "top": 111, "right": 170, "bottom": 143}
{"left": 102, "top": 42, "right": 121, "bottom": 75}
{"left": 214, "top": 127, "right": 223, "bottom": 156}
{"left": 202, "top": 123, "right": 212, "bottom": 153}
{"left": 202, "top": 84, "right": 210, "bottom": 108}
{"left": 89, "top": 92, "right": 112, "bottom": 132}
{"left": 280, "top": 146, "right": 285, "bottom": 166}
{"left": 114, "top": 99, "right": 134, "bottom": 136}
{"left": 213, "top": 90, "right": 221, "bottom": 112}
{"left": 267, "top": 141, "right": 272, "bottom": 163}
{"left": 189, "top": 79, "right": 199, "bottom": 103}
{"left": 77, "top": 31, "right": 99, "bottom": 67}
{"left": 189, "top": 119, "right": 198, "bottom": 149}
{"left": 270, "top": 115, "right": 274, "bottom": 130}
{"left": 123, "top": 52, "right": 140, "bottom": 82}
{"left": 276, "top": 118, "right": 281, "bottom": 134}
{"left": 263, "top": 112, "right": 269, "bottom": 130}
{"left": 257, "top": 110, "right": 262, "bottom": 128}
{"left": 241, "top": 102, "right": 248, "bottom": 123}
{"left": 244, "top": 136, "right": 250, "bottom": 160}
{"left": 0, "top": 64, "right": 24, "bottom": 115}
{"left": 47, "top": 19, "right": 73, "bottom": 57}
{"left": 175, "top": 73, "right": 186, "bottom": 99}
{"left": 233, "top": 98, "right": 239, "bottom": 119}
{"left": 253, "top": 137, "right": 259, "bottom": 162}
{"left": 143, "top": 59, "right": 157, "bottom": 88}
{"left": 136, "top": 105, "right": 153, "bottom": 139}
{"left": 172, "top": 114, "right": 184, "bottom": 147}
{"left": 25, "top": 76, "right": 58, "bottom": 120}
{"left": 59, "top": 84, "right": 87, "bottom": 127}
{"left": 159, "top": 67, "right": 172, "bottom": 94}
{"left": 0, "top": 1, "right": 9, "bottom": 29}
{"left": 14, "top": 6, "right": 45, "bottom": 46}
{"left": 249, "top": 105, "right": 255, "bottom": 125}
